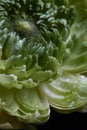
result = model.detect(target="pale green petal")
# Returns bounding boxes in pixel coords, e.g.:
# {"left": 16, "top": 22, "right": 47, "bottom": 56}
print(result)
{"left": 41, "top": 74, "right": 87, "bottom": 112}
{"left": 0, "top": 87, "right": 50, "bottom": 123}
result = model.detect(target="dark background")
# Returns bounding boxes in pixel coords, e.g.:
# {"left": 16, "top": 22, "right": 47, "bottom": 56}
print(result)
{"left": 37, "top": 108, "right": 87, "bottom": 130}
{"left": 23, "top": 108, "right": 87, "bottom": 130}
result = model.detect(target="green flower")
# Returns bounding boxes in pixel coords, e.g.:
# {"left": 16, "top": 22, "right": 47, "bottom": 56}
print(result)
{"left": 0, "top": 0, "right": 87, "bottom": 128}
